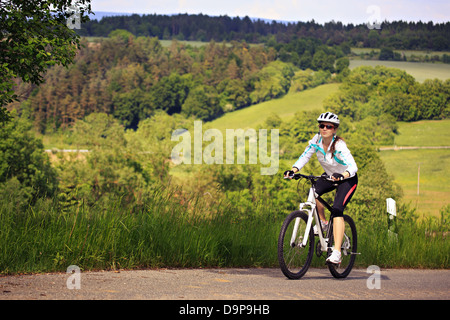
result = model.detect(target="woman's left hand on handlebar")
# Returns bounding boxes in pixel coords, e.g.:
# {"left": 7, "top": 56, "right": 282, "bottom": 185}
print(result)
{"left": 331, "top": 173, "right": 344, "bottom": 181}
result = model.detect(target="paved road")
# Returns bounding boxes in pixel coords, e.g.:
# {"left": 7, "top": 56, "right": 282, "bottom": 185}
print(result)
{"left": 1, "top": 268, "right": 448, "bottom": 301}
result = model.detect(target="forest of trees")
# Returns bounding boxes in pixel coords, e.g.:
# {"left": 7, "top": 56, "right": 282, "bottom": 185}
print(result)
{"left": 5, "top": 14, "right": 449, "bottom": 134}
{"left": 10, "top": 30, "right": 348, "bottom": 131}
{"left": 9, "top": 28, "right": 449, "bottom": 133}
{"left": 79, "top": 14, "right": 450, "bottom": 51}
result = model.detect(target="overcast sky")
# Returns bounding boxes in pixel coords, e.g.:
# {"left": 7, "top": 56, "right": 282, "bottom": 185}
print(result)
{"left": 91, "top": 0, "right": 449, "bottom": 24}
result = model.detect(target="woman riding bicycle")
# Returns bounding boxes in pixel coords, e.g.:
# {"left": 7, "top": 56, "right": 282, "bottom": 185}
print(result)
{"left": 284, "top": 112, "right": 358, "bottom": 265}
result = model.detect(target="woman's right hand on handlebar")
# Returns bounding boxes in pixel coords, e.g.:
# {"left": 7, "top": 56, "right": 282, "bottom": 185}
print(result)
{"left": 283, "top": 170, "right": 296, "bottom": 179}
{"left": 284, "top": 167, "right": 300, "bottom": 179}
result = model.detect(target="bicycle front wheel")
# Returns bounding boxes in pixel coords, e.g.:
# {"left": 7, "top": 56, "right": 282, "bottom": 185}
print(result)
{"left": 327, "top": 214, "right": 358, "bottom": 279}
{"left": 278, "top": 210, "right": 314, "bottom": 279}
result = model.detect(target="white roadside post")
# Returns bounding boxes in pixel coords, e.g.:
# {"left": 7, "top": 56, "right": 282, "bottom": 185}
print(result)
{"left": 386, "top": 198, "right": 398, "bottom": 241}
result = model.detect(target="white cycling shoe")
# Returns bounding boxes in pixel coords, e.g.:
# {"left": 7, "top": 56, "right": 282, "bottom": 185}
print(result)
{"left": 326, "top": 249, "right": 342, "bottom": 264}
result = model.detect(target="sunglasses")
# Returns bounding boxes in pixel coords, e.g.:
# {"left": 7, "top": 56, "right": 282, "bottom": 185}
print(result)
{"left": 319, "top": 124, "right": 335, "bottom": 130}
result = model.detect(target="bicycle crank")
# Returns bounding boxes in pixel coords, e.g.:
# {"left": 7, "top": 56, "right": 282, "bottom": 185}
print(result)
{"left": 315, "top": 240, "right": 324, "bottom": 257}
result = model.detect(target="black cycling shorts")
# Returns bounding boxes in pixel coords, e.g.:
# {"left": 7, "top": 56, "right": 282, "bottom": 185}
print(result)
{"left": 315, "top": 173, "right": 358, "bottom": 218}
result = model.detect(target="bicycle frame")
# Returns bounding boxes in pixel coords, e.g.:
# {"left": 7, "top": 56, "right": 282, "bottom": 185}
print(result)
{"left": 291, "top": 185, "right": 333, "bottom": 252}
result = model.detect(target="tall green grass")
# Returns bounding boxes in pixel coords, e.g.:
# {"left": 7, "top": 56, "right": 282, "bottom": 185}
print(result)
{"left": 0, "top": 188, "right": 280, "bottom": 274}
{"left": 355, "top": 210, "right": 449, "bottom": 268}
{"left": 1, "top": 187, "right": 448, "bottom": 275}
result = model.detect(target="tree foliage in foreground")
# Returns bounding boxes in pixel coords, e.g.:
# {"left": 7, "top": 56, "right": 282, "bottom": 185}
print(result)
{"left": 0, "top": 0, "right": 92, "bottom": 122}
{"left": 0, "top": 113, "right": 58, "bottom": 204}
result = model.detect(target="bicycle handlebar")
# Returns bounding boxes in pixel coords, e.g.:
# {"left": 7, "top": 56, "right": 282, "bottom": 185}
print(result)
{"left": 284, "top": 172, "right": 335, "bottom": 183}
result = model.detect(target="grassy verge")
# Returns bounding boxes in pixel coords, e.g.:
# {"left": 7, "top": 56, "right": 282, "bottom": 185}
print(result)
{"left": 358, "top": 203, "right": 449, "bottom": 268}
{"left": 1, "top": 187, "right": 448, "bottom": 275}
{"left": 0, "top": 189, "right": 280, "bottom": 274}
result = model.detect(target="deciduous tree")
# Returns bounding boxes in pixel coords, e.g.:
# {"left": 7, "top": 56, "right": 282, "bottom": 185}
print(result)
{"left": 0, "top": 0, "right": 92, "bottom": 122}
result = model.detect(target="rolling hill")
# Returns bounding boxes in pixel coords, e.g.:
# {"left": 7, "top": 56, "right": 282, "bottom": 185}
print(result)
{"left": 207, "top": 83, "right": 340, "bottom": 131}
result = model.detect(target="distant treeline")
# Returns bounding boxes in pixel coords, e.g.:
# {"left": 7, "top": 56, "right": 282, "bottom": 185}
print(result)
{"left": 78, "top": 13, "right": 450, "bottom": 51}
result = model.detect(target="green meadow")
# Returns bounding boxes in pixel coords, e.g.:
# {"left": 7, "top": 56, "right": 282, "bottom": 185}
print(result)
{"left": 394, "top": 120, "right": 450, "bottom": 146}
{"left": 208, "top": 83, "right": 341, "bottom": 131}
{"left": 349, "top": 59, "right": 450, "bottom": 82}
{"left": 379, "top": 120, "right": 450, "bottom": 217}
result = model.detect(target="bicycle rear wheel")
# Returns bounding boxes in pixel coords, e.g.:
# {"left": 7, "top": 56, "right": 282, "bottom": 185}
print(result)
{"left": 278, "top": 210, "right": 314, "bottom": 279}
{"left": 327, "top": 214, "right": 357, "bottom": 278}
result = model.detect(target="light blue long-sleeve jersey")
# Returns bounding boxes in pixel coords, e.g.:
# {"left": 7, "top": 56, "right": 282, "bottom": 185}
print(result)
{"left": 293, "top": 134, "right": 358, "bottom": 177}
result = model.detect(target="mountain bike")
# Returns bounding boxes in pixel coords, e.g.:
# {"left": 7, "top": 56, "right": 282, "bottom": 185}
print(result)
{"left": 278, "top": 173, "right": 358, "bottom": 279}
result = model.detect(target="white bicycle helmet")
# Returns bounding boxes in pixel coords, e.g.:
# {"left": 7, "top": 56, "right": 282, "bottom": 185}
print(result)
{"left": 317, "top": 112, "right": 340, "bottom": 125}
